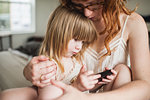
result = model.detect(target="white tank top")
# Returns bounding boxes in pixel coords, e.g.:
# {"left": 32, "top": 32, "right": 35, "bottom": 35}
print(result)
{"left": 83, "top": 16, "right": 130, "bottom": 73}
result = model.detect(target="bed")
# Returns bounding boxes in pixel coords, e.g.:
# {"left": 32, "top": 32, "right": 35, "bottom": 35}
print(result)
{"left": 0, "top": 37, "right": 43, "bottom": 91}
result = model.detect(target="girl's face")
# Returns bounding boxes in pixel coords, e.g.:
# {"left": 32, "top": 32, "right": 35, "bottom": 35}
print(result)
{"left": 71, "top": 0, "right": 104, "bottom": 22}
{"left": 64, "top": 39, "right": 83, "bottom": 57}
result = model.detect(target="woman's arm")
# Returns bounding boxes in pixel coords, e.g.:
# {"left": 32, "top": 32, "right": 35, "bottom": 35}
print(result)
{"left": 52, "top": 78, "right": 150, "bottom": 100}
{"left": 128, "top": 12, "right": 150, "bottom": 83}
{"left": 88, "top": 80, "right": 150, "bottom": 100}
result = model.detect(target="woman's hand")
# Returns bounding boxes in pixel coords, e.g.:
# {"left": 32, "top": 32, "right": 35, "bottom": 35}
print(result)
{"left": 51, "top": 80, "right": 87, "bottom": 100}
{"left": 23, "top": 55, "right": 57, "bottom": 88}
{"left": 73, "top": 65, "right": 101, "bottom": 91}
{"left": 98, "top": 67, "right": 117, "bottom": 85}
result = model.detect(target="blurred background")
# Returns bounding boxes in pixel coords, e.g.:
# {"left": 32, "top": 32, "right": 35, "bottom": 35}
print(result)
{"left": 0, "top": 0, "right": 149, "bottom": 50}
{"left": 0, "top": 0, "right": 150, "bottom": 91}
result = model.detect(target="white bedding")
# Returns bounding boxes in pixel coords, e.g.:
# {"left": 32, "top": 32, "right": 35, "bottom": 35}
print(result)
{"left": 0, "top": 50, "right": 32, "bottom": 91}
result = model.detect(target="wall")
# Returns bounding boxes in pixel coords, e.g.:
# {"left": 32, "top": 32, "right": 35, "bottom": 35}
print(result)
{"left": 127, "top": 0, "right": 150, "bottom": 31}
{"left": 11, "top": 0, "right": 59, "bottom": 49}
{"left": 127, "top": 0, "right": 150, "bottom": 15}
{"left": 3, "top": 0, "right": 150, "bottom": 49}
{"left": 35, "top": 0, "right": 59, "bottom": 36}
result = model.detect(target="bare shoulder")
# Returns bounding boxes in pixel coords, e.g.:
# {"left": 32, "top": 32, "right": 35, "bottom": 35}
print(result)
{"left": 127, "top": 12, "right": 145, "bottom": 27}
{"left": 126, "top": 12, "right": 148, "bottom": 38}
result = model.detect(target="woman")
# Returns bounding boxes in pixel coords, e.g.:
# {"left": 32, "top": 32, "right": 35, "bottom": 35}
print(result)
{"left": 1, "top": 0, "right": 150, "bottom": 100}
{"left": 52, "top": 0, "right": 150, "bottom": 99}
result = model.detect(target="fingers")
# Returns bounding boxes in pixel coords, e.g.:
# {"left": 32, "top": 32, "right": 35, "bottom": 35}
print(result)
{"left": 77, "top": 70, "right": 101, "bottom": 91}
{"left": 37, "top": 55, "right": 49, "bottom": 61}
{"left": 30, "top": 56, "right": 55, "bottom": 76}
{"left": 26, "top": 55, "right": 58, "bottom": 88}
{"left": 98, "top": 68, "right": 117, "bottom": 85}
{"left": 40, "top": 71, "right": 56, "bottom": 82}
{"left": 89, "top": 80, "right": 98, "bottom": 85}
{"left": 32, "top": 58, "right": 57, "bottom": 77}
{"left": 104, "top": 67, "right": 110, "bottom": 71}
{"left": 32, "top": 71, "right": 56, "bottom": 88}
{"left": 102, "top": 78, "right": 112, "bottom": 83}
{"left": 89, "top": 74, "right": 101, "bottom": 80}
{"left": 86, "top": 74, "right": 100, "bottom": 86}
{"left": 111, "top": 69, "right": 117, "bottom": 75}
{"left": 38, "top": 60, "right": 57, "bottom": 69}
{"left": 84, "top": 70, "right": 94, "bottom": 76}
{"left": 36, "top": 81, "right": 51, "bottom": 88}
{"left": 31, "top": 61, "right": 56, "bottom": 79}
{"left": 31, "top": 56, "right": 56, "bottom": 71}
{"left": 31, "top": 55, "right": 49, "bottom": 64}
{"left": 51, "top": 80, "right": 68, "bottom": 91}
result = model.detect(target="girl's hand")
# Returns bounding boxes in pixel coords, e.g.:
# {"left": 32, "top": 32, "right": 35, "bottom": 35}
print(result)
{"left": 73, "top": 65, "right": 101, "bottom": 91}
{"left": 98, "top": 67, "right": 117, "bottom": 85}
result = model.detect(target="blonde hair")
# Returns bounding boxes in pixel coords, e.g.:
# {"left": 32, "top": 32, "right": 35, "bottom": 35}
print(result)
{"left": 60, "top": 0, "right": 136, "bottom": 56}
{"left": 39, "top": 5, "right": 97, "bottom": 72}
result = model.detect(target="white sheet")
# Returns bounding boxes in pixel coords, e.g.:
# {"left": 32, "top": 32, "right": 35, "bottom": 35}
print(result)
{"left": 0, "top": 50, "right": 32, "bottom": 91}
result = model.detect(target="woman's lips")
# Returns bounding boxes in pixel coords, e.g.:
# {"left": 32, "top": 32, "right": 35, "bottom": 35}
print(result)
{"left": 90, "top": 17, "right": 97, "bottom": 21}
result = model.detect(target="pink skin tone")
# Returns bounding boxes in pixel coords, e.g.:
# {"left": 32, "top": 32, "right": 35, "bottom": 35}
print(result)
{"left": 73, "top": 65, "right": 101, "bottom": 91}
{"left": 98, "top": 67, "right": 117, "bottom": 85}
{"left": 61, "top": 39, "right": 117, "bottom": 91}
{"left": 75, "top": 66, "right": 117, "bottom": 91}
{"left": 64, "top": 39, "right": 83, "bottom": 57}
{"left": 65, "top": 39, "right": 117, "bottom": 91}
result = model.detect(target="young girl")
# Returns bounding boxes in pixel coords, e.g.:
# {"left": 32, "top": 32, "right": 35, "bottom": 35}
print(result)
{"left": 37, "top": 5, "right": 98, "bottom": 100}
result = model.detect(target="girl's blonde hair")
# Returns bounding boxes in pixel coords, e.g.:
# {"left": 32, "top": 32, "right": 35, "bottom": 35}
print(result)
{"left": 39, "top": 5, "right": 97, "bottom": 72}
{"left": 60, "top": 0, "right": 136, "bottom": 56}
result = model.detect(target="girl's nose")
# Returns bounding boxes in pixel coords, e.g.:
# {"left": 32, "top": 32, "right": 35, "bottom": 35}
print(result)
{"left": 75, "top": 46, "right": 80, "bottom": 50}
{"left": 75, "top": 42, "right": 82, "bottom": 50}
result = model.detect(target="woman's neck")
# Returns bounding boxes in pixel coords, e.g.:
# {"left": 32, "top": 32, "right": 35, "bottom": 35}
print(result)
{"left": 93, "top": 18, "right": 105, "bottom": 34}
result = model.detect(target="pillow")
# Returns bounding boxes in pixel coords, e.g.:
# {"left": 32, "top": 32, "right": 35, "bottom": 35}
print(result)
{"left": 16, "top": 41, "right": 41, "bottom": 56}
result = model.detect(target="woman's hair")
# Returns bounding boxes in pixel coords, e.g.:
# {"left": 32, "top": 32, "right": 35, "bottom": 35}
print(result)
{"left": 60, "top": 0, "right": 136, "bottom": 56}
{"left": 39, "top": 5, "right": 97, "bottom": 72}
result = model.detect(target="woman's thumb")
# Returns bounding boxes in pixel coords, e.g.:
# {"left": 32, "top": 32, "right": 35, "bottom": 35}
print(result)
{"left": 51, "top": 80, "right": 67, "bottom": 91}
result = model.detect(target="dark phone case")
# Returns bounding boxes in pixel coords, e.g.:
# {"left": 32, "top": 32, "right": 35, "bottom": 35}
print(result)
{"left": 97, "top": 70, "right": 113, "bottom": 82}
